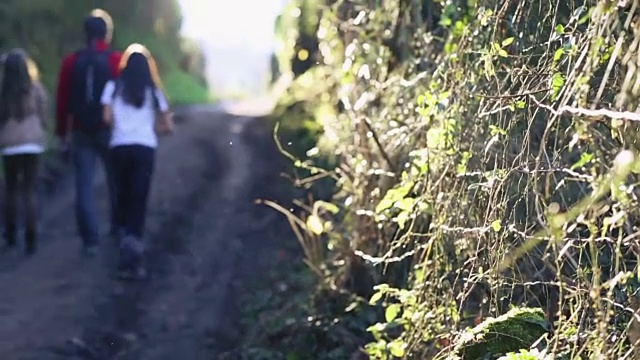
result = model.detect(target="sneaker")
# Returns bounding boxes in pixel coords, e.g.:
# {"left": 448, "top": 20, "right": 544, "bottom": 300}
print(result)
{"left": 25, "top": 242, "right": 36, "bottom": 256}
{"left": 118, "top": 236, "right": 143, "bottom": 266}
{"left": 117, "top": 266, "right": 148, "bottom": 281}
{"left": 109, "top": 226, "right": 125, "bottom": 243}
{"left": 4, "top": 229, "right": 16, "bottom": 248}
{"left": 82, "top": 244, "right": 99, "bottom": 258}
{"left": 25, "top": 231, "right": 36, "bottom": 256}
{"left": 117, "top": 235, "right": 145, "bottom": 280}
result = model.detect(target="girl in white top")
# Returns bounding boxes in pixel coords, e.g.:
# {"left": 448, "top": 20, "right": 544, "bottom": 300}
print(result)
{"left": 100, "top": 43, "right": 173, "bottom": 280}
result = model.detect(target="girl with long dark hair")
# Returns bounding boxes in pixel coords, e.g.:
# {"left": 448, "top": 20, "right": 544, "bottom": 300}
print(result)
{"left": 0, "top": 49, "right": 48, "bottom": 255}
{"left": 100, "top": 43, "right": 173, "bottom": 279}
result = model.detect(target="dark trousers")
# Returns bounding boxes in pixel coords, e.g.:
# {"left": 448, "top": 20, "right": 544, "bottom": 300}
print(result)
{"left": 72, "top": 130, "right": 118, "bottom": 246}
{"left": 111, "top": 145, "right": 155, "bottom": 239}
{"left": 3, "top": 153, "right": 39, "bottom": 242}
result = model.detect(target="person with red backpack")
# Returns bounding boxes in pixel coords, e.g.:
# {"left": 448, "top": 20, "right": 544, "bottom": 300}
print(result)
{"left": 55, "top": 9, "right": 122, "bottom": 257}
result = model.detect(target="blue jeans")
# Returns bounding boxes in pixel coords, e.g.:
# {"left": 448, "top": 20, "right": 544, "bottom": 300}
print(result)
{"left": 71, "top": 130, "right": 117, "bottom": 246}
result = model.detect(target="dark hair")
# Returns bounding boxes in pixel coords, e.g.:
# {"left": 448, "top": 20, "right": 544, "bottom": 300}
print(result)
{"left": 116, "top": 44, "right": 164, "bottom": 109}
{"left": 0, "top": 49, "right": 35, "bottom": 123}
{"left": 84, "top": 9, "right": 113, "bottom": 43}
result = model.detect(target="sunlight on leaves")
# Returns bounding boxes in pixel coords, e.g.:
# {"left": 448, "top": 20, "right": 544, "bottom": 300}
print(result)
{"left": 306, "top": 214, "right": 324, "bottom": 235}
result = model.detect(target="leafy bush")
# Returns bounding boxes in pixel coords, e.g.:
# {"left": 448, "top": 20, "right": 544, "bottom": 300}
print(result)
{"left": 245, "top": 0, "right": 640, "bottom": 359}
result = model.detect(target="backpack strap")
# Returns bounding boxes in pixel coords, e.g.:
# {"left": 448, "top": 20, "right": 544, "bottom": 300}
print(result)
{"left": 111, "top": 79, "right": 120, "bottom": 101}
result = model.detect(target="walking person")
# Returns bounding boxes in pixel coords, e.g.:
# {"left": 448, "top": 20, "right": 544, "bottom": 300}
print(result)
{"left": 55, "top": 9, "right": 122, "bottom": 256}
{"left": 0, "top": 49, "right": 48, "bottom": 255}
{"left": 100, "top": 44, "right": 174, "bottom": 280}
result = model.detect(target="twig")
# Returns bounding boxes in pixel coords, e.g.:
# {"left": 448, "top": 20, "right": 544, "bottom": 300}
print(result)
{"left": 273, "top": 122, "right": 331, "bottom": 176}
{"left": 257, "top": 199, "right": 325, "bottom": 278}
{"left": 362, "top": 116, "right": 397, "bottom": 173}
{"left": 531, "top": 96, "right": 640, "bottom": 122}
{"left": 475, "top": 88, "right": 552, "bottom": 99}
{"left": 294, "top": 171, "right": 335, "bottom": 187}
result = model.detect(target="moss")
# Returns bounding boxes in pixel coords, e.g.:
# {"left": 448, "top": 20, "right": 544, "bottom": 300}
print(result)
{"left": 452, "top": 307, "right": 550, "bottom": 360}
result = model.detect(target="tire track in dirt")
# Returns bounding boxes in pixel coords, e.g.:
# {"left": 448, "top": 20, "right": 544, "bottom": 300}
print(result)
{"left": 125, "top": 113, "right": 295, "bottom": 360}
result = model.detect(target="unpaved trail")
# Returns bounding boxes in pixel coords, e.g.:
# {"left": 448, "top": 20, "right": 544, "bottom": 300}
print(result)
{"left": 0, "top": 102, "right": 291, "bottom": 360}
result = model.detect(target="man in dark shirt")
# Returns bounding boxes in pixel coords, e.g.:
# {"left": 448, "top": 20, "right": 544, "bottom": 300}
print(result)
{"left": 55, "top": 9, "right": 122, "bottom": 256}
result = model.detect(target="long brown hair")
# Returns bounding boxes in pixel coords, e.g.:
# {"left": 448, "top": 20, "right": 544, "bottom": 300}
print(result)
{"left": 116, "top": 44, "right": 166, "bottom": 108}
{"left": 0, "top": 49, "right": 39, "bottom": 123}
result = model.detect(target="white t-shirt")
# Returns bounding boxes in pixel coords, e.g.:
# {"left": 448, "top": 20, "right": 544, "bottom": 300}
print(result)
{"left": 2, "top": 143, "right": 44, "bottom": 156}
{"left": 100, "top": 80, "right": 169, "bottom": 149}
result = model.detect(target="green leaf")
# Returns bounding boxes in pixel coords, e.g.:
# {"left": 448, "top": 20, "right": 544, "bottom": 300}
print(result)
{"left": 375, "top": 198, "right": 395, "bottom": 214}
{"left": 457, "top": 151, "right": 472, "bottom": 174}
{"left": 395, "top": 197, "right": 416, "bottom": 211}
{"left": 385, "top": 303, "right": 401, "bottom": 322}
{"left": 498, "top": 49, "right": 508, "bottom": 57}
{"left": 414, "top": 268, "right": 425, "bottom": 283}
{"left": 439, "top": 16, "right": 452, "bottom": 27}
{"left": 397, "top": 210, "right": 411, "bottom": 229}
{"left": 388, "top": 339, "right": 407, "bottom": 357}
{"left": 571, "top": 152, "right": 593, "bottom": 170}
{"left": 367, "top": 323, "right": 387, "bottom": 334}
{"left": 483, "top": 55, "right": 494, "bottom": 80}
{"left": 306, "top": 215, "right": 324, "bottom": 235}
{"left": 314, "top": 200, "right": 340, "bottom": 214}
{"left": 489, "top": 124, "right": 507, "bottom": 136}
{"left": 491, "top": 220, "right": 502, "bottom": 232}
{"left": 369, "top": 289, "right": 385, "bottom": 305}
{"left": 345, "top": 301, "right": 359, "bottom": 312}
{"left": 578, "top": 8, "right": 593, "bottom": 25}
{"left": 555, "top": 24, "right": 565, "bottom": 34}
{"left": 501, "top": 37, "right": 514, "bottom": 47}
{"left": 554, "top": 48, "right": 564, "bottom": 62}
{"left": 551, "top": 72, "right": 565, "bottom": 100}
{"left": 376, "top": 183, "right": 414, "bottom": 213}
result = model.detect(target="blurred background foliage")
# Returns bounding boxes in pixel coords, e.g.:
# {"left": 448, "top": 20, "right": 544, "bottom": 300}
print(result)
{"left": 0, "top": 0, "right": 211, "bottom": 106}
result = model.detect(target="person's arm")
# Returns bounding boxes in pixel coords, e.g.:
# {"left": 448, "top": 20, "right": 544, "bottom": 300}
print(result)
{"left": 100, "top": 80, "right": 116, "bottom": 125}
{"left": 154, "top": 88, "right": 174, "bottom": 134}
{"left": 156, "top": 112, "right": 174, "bottom": 134}
{"left": 55, "top": 53, "right": 76, "bottom": 141}
{"left": 103, "top": 106, "right": 113, "bottom": 126}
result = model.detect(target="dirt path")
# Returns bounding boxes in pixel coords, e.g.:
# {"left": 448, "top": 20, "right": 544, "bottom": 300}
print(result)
{"left": 0, "top": 103, "right": 291, "bottom": 360}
